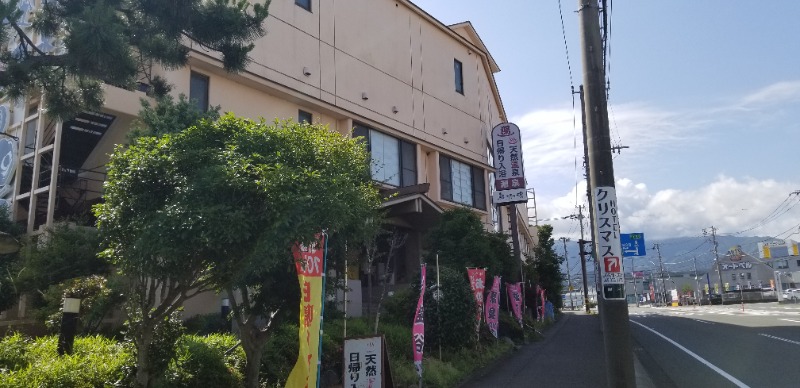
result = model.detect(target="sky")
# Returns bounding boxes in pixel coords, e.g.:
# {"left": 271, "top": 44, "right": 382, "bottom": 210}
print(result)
{"left": 411, "top": 0, "right": 800, "bottom": 245}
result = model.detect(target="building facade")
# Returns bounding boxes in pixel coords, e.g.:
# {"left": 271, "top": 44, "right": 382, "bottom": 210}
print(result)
{"left": 1, "top": 0, "right": 537, "bottom": 320}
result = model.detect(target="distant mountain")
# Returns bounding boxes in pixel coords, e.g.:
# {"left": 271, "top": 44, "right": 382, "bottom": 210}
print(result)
{"left": 573, "top": 235, "right": 793, "bottom": 282}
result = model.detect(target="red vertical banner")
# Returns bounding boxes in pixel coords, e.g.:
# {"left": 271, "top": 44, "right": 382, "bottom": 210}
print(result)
{"left": 286, "top": 235, "right": 326, "bottom": 388}
{"left": 484, "top": 276, "right": 501, "bottom": 338}
{"left": 412, "top": 265, "right": 426, "bottom": 380}
{"left": 466, "top": 268, "right": 486, "bottom": 330}
{"left": 506, "top": 282, "right": 523, "bottom": 328}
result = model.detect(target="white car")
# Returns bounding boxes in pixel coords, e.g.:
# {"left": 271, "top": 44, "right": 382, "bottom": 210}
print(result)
{"left": 782, "top": 289, "right": 800, "bottom": 301}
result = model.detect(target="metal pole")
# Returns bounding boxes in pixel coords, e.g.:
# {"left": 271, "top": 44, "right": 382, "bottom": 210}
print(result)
{"left": 578, "top": 0, "right": 635, "bottom": 385}
{"left": 577, "top": 206, "right": 591, "bottom": 313}
{"left": 509, "top": 205, "right": 524, "bottom": 283}
{"left": 655, "top": 244, "right": 666, "bottom": 306}
{"left": 561, "top": 237, "right": 574, "bottom": 310}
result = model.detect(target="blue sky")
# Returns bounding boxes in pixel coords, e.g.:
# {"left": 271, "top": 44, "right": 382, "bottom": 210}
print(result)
{"left": 412, "top": 0, "right": 800, "bottom": 242}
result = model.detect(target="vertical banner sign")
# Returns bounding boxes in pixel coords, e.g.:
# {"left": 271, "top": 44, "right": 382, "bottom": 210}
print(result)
{"left": 592, "top": 186, "right": 625, "bottom": 300}
{"left": 287, "top": 235, "right": 327, "bottom": 388}
{"left": 491, "top": 123, "right": 527, "bottom": 204}
{"left": 466, "top": 268, "right": 486, "bottom": 329}
{"left": 412, "top": 265, "right": 426, "bottom": 380}
{"left": 484, "top": 276, "right": 501, "bottom": 338}
{"left": 506, "top": 283, "right": 523, "bottom": 327}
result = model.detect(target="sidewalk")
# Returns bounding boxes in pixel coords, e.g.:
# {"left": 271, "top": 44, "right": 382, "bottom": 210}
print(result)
{"left": 460, "top": 311, "right": 654, "bottom": 388}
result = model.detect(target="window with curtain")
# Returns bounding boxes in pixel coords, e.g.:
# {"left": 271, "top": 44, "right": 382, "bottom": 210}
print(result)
{"left": 439, "top": 155, "right": 486, "bottom": 210}
{"left": 353, "top": 125, "right": 416, "bottom": 187}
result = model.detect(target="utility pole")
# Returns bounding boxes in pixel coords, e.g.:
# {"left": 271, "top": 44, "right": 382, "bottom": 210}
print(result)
{"left": 577, "top": 206, "right": 591, "bottom": 313}
{"left": 704, "top": 226, "right": 723, "bottom": 294}
{"left": 654, "top": 243, "right": 666, "bottom": 305}
{"left": 578, "top": 0, "right": 635, "bottom": 386}
{"left": 560, "top": 237, "right": 574, "bottom": 310}
{"left": 693, "top": 256, "right": 701, "bottom": 306}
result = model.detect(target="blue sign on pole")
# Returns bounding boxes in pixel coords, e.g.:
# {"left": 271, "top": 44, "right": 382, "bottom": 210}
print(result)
{"left": 620, "top": 233, "right": 646, "bottom": 257}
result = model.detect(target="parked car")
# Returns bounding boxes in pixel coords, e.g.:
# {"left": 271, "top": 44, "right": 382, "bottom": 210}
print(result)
{"left": 782, "top": 289, "right": 800, "bottom": 301}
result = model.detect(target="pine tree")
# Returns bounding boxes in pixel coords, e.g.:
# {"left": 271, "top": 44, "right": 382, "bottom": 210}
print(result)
{"left": 0, "top": 0, "right": 270, "bottom": 120}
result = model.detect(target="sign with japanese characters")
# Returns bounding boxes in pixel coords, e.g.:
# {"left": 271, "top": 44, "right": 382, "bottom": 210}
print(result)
{"left": 592, "top": 186, "right": 625, "bottom": 292}
{"left": 467, "top": 268, "right": 486, "bottom": 328}
{"left": 758, "top": 240, "right": 799, "bottom": 259}
{"left": 286, "top": 235, "right": 327, "bottom": 388}
{"left": 620, "top": 233, "right": 646, "bottom": 257}
{"left": 412, "top": 265, "right": 426, "bottom": 379}
{"left": 491, "top": 123, "right": 527, "bottom": 205}
{"left": 343, "top": 336, "right": 393, "bottom": 388}
{"left": 484, "top": 276, "right": 501, "bottom": 338}
{"left": 506, "top": 282, "right": 523, "bottom": 328}
{"left": 720, "top": 262, "right": 754, "bottom": 271}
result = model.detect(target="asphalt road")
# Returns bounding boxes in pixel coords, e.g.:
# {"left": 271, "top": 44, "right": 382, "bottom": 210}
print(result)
{"left": 629, "top": 303, "right": 800, "bottom": 388}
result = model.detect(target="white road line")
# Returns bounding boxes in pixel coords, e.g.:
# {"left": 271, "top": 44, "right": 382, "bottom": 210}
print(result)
{"left": 759, "top": 333, "right": 800, "bottom": 346}
{"left": 779, "top": 318, "right": 800, "bottom": 324}
{"left": 692, "top": 319, "right": 715, "bottom": 325}
{"left": 630, "top": 320, "right": 750, "bottom": 388}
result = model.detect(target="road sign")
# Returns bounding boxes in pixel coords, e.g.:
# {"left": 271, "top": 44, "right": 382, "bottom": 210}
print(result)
{"left": 620, "top": 233, "right": 646, "bottom": 257}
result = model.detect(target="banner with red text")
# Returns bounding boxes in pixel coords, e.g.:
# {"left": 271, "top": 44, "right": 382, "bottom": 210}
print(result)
{"left": 506, "top": 282, "right": 523, "bottom": 327}
{"left": 466, "top": 268, "right": 486, "bottom": 328}
{"left": 484, "top": 276, "right": 501, "bottom": 338}
{"left": 286, "top": 235, "right": 327, "bottom": 388}
{"left": 412, "top": 265, "right": 426, "bottom": 379}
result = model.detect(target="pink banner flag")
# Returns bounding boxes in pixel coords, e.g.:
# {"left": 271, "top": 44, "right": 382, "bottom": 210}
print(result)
{"left": 412, "top": 265, "right": 426, "bottom": 379}
{"left": 467, "top": 268, "right": 486, "bottom": 328}
{"left": 484, "top": 276, "right": 501, "bottom": 338}
{"left": 506, "top": 282, "right": 523, "bottom": 327}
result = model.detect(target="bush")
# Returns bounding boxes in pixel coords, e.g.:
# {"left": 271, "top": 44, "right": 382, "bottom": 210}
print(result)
{"left": 0, "top": 334, "right": 132, "bottom": 387}
{"left": 158, "top": 334, "right": 245, "bottom": 388}
{"left": 183, "top": 313, "right": 230, "bottom": 335}
{"left": 423, "top": 267, "right": 477, "bottom": 351}
{"left": 260, "top": 322, "right": 301, "bottom": 386}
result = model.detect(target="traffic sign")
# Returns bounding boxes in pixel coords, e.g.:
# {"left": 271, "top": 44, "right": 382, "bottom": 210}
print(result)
{"left": 620, "top": 233, "right": 646, "bottom": 257}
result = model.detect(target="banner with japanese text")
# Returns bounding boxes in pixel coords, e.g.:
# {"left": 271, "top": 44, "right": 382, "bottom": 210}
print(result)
{"left": 484, "top": 276, "right": 501, "bottom": 338}
{"left": 466, "top": 268, "right": 486, "bottom": 329}
{"left": 412, "top": 265, "right": 426, "bottom": 379}
{"left": 286, "top": 235, "right": 327, "bottom": 388}
{"left": 506, "top": 282, "right": 523, "bottom": 327}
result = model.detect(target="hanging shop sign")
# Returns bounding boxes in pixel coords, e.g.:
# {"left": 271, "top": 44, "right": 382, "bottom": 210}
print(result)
{"left": 491, "top": 123, "right": 527, "bottom": 204}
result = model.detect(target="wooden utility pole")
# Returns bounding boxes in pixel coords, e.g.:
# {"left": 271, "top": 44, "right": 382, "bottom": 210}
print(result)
{"left": 560, "top": 237, "right": 574, "bottom": 309}
{"left": 578, "top": 0, "right": 635, "bottom": 386}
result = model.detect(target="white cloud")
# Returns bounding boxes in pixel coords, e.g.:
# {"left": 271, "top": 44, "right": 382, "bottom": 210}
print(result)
{"left": 538, "top": 176, "right": 800, "bottom": 241}
{"left": 738, "top": 80, "right": 800, "bottom": 107}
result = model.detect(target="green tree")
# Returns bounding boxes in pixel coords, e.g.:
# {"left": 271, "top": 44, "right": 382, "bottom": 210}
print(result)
{"left": 425, "top": 207, "right": 516, "bottom": 281}
{"left": 94, "top": 115, "right": 381, "bottom": 387}
{"left": 525, "top": 224, "right": 564, "bottom": 309}
{"left": 0, "top": 0, "right": 269, "bottom": 120}
{"left": 0, "top": 205, "right": 23, "bottom": 312}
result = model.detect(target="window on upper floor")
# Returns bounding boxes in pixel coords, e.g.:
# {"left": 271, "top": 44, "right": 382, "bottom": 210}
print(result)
{"left": 796, "top": 259, "right": 800, "bottom": 267}
{"left": 777, "top": 260, "right": 789, "bottom": 269}
{"left": 439, "top": 155, "right": 486, "bottom": 210}
{"left": 298, "top": 110, "right": 312, "bottom": 124}
{"left": 454, "top": 59, "right": 464, "bottom": 94}
{"left": 296, "top": 0, "right": 311, "bottom": 12}
{"left": 189, "top": 71, "right": 210, "bottom": 112}
{"left": 353, "top": 125, "right": 417, "bottom": 187}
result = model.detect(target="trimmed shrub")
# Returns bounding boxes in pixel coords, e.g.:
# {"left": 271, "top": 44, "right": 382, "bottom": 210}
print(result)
{"left": 158, "top": 333, "right": 245, "bottom": 388}
{"left": 0, "top": 334, "right": 132, "bottom": 387}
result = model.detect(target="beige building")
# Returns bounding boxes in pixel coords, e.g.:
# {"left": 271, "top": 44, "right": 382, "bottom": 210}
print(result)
{"left": 1, "top": 0, "right": 536, "bottom": 320}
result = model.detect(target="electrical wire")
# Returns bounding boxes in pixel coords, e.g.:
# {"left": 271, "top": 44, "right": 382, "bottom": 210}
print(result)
{"left": 724, "top": 193, "right": 800, "bottom": 236}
